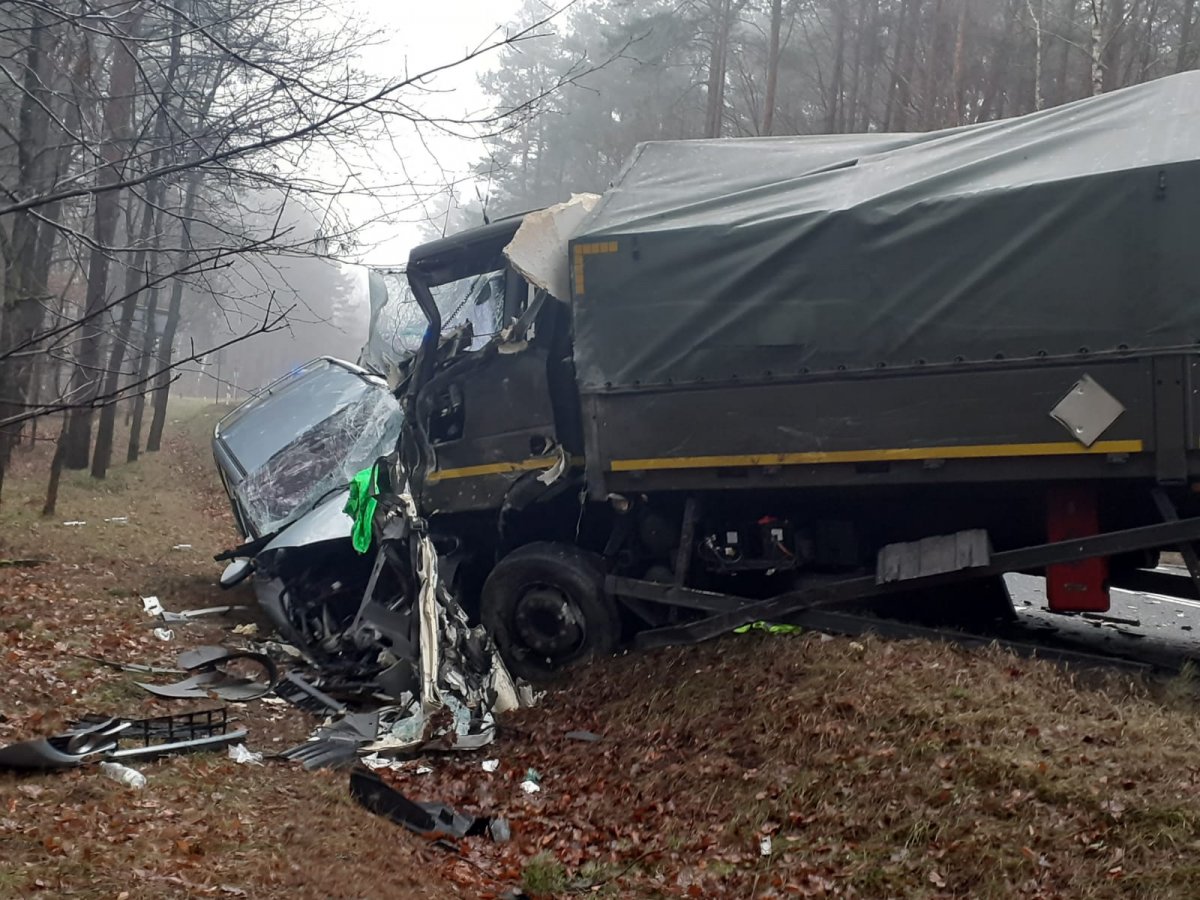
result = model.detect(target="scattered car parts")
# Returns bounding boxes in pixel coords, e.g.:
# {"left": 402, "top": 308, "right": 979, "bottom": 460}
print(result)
{"left": 349, "top": 768, "right": 509, "bottom": 844}
{"left": 0, "top": 708, "right": 244, "bottom": 771}
{"left": 136, "top": 646, "right": 278, "bottom": 702}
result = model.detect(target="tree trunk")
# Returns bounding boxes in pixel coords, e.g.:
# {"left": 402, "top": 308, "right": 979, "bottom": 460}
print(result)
{"left": 762, "top": 0, "right": 784, "bottom": 134}
{"left": 91, "top": 16, "right": 181, "bottom": 478}
{"left": 0, "top": 10, "right": 55, "bottom": 497}
{"left": 1052, "top": 0, "right": 1075, "bottom": 105}
{"left": 952, "top": 0, "right": 970, "bottom": 123}
{"left": 1090, "top": 0, "right": 1106, "bottom": 94}
{"left": 1179, "top": 0, "right": 1197, "bottom": 71}
{"left": 1101, "top": 0, "right": 1126, "bottom": 91}
{"left": 846, "top": 0, "right": 873, "bottom": 131}
{"left": 126, "top": 284, "right": 161, "bottom": 463}
{"left": 977, "top": 0, "right": 1021, "bottom": 120}
{"left": 893, "top": 0, "right": 923, "bottom": 131}
{"left": 860, "top": 0, "right": 884, "bottom": 129}
{"left": 91, "top": 200, "right": 162, "bottom": 477}
{"left": 146, "top": 174, "right": 202, "bottom": 453}
{"left": 826, "top": 0, "right": 849, "bottom": 132}
{"left": 919, "top": 0, "right": 947, "bottom": 129}
{"left": 42, "top": 422, "right": 67, "bottom": 517}
{"left": 705, "top": 0, "right": 733, "bottom": 138}
{"left": 1027, "top": 0, "right": 1046, "bottom": 110}
{"left": 62, "top": 8, "right": 143, "bottom": 469}
{"left": 885, "top": 0, "right": 914, "bottom": 129}
{"left": 1131, "top": 0, "right": 1156, "bottom": 84}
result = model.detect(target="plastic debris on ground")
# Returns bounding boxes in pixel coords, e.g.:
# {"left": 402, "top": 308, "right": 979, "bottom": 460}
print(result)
{"left": 733, "top": 621, "right": 802, "bottom": 635}
{"left": 136, "top": 646, "right": 278, "bottom": 702}
{"left": 361, "top": 753, "right": 408, "bottom": 772}
{"left": 100, "top": 761, "right": 147, "bottom": 789}
{"left": 482, "top": 759, "right": 499, "bottom": 773}
{"left": 172, "top": 544, "right": 193, "bottom": 550}
{"left": 158, "top": 605, "right": 250, "bottom": 625}
{"left": 141, "top": 596, "right": 165, "bottom": 617}
{"left": 227, "top": 744, "right": 264, "bottom": 766}
{"left": 349, "top": 768, "right": 509, "bottom": 846}
{"left": 564, "top": 730, "right": 601, "bottom": 743}
{"left": 152, "top": 627, "right": 174, "bottom": 641}
{"left": 62, "top": 521, "right": 86, "bottom": 527}
{"left": 520, "top": 768, "right": 542, "bottom": 794}
{"left": 0, "top": 709, "right": 243, "bottom": 771}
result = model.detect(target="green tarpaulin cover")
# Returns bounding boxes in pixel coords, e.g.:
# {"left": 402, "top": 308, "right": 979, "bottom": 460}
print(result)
{"left": 570, "top": 73, "right": 1200, "bottom": 392}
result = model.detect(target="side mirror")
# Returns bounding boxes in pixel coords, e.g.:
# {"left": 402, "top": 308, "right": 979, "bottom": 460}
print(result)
{"left": 220, "top": 558, "right": 253, "bottom": 589}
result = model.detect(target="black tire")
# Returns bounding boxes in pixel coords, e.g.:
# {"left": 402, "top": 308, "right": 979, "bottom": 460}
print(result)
{"left": 481, "top": 542, "right": 620, "bottom": 683}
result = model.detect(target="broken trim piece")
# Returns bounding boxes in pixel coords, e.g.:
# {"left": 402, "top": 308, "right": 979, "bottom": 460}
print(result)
{"left": 349, "top": 768, "right": 501, "bottom": 843}
{"left": 0, "top": 708, "right": 244, "bottom": 770}
{"left": 136, "top": 646, "right": 279, "bottom": 702}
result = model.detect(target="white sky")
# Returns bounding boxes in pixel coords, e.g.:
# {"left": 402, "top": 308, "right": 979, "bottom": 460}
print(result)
{"left": 336, "top": 0, "right": 532, "bottom": 266}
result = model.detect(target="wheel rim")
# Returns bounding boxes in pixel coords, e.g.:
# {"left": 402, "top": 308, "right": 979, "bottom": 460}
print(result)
{"left": 511, "top": 582, "right": 586, "bottom": 663}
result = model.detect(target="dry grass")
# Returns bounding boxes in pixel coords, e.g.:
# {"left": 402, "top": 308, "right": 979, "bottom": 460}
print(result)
{"left": 0, "top": 403, "right": 457, "bottom": 899}
{"left": 390, "top": 637, "right": 1200, "bottom": 897}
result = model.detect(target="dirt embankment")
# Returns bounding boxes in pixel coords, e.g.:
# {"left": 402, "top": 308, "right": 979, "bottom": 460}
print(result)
{"left": 2, "top": 403, "right": 1200, "bottom": 898}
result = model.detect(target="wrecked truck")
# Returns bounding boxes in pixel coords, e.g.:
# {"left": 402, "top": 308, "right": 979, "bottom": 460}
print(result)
{"left": 370, "top": 72, "right": 1200, "bottom": 681}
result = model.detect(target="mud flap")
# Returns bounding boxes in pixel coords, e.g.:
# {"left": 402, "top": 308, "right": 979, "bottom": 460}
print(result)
{"left": 1045, "top": 485, "right": 1110, "bottom": 613}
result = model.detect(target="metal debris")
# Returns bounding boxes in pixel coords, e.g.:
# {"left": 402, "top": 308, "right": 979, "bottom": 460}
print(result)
{"left": 136, "top": 646, "right": 278, "bottom": 702}
{"left": 349, "top": 768, "right": 508, "bottom": 844}
{"left": 274, "top": 672, "right": 346, "bottom": 715}
{"left": 0, "top": 708, "right": 244, "bottom": 771}
{"left": 281, "top": 711, "right": 382, "bottom": 770}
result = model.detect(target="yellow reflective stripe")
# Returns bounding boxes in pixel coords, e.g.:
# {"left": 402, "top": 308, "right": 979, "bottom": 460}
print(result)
{"left": 608, "top": 440, "right": 1144, "bottom": 472}
{"left": 427, "top": 456, "right": 561, "bottom": 483}
{"left": 572, "top": 241, "right": 619, "bottom": 295}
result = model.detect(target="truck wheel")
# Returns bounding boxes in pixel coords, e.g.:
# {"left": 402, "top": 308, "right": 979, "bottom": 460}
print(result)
{"left": 481, "top": 542, "right": 620, "bottom": 683}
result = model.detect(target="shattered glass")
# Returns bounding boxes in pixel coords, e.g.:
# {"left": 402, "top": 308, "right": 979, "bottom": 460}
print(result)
{"left": 230, "top": 367, "right": 402, "bottom": 537}
{"left": 358, "top": 268, "right": 506, "bottom": 374}
{"left": 359, "top": 270, "right": 426, "bottom": 373}
{"left": 429, "top": 269, "right": 506, "bottom": 350}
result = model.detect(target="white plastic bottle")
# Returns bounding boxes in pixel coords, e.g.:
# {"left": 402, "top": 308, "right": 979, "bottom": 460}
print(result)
{"left": 99, "top": 761, "right": 147, "bottom": 789}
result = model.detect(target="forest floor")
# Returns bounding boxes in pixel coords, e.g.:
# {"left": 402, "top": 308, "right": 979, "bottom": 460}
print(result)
{"left": 2, "top": 402, "right": 1200, "bottom": 898}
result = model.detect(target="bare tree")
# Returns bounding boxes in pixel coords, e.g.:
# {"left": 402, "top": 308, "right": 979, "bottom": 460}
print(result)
{"left": 762, "top": 0, "right": 784, "bottom": 134}
{"left": 1027, "top": 0, "right": 1046, "bottom": 109}
{"left": 1180, "top": 0, "right": 1198, "bottom": 70}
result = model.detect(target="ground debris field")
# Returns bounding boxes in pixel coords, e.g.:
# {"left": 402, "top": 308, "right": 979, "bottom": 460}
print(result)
{"left": 2, "top": 405, "right": 1200, "bottom": 898}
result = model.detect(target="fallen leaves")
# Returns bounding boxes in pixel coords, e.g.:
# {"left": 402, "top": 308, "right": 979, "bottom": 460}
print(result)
{"left": 5, "top": 408, "right": 1200, "bottom": 898}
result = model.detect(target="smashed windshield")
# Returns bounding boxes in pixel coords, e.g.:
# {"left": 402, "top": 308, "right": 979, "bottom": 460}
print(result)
{"left": 219, "top": 360, "right": 403, "bottom": 537}
{"left": 359, "top": 270, "right": 425, "bottom": 373}
{"left": 359, "top": 268, "right": 506, "bottom": 373}
{"left": 429, "top": 269, "right": 506, "bottom": 350}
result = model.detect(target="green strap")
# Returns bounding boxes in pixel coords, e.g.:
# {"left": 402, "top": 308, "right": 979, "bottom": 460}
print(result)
{"left": 343, "top": 463, "right": 380, "bottom": 554}
{"left": 733, "top": 621, "right": 802, "bottom": 636}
